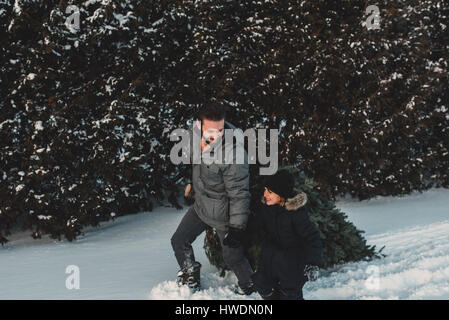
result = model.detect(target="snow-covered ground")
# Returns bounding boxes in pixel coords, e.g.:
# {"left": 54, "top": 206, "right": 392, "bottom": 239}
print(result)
{"left": 1, "top": 188, "right": 448, "bottom": 300}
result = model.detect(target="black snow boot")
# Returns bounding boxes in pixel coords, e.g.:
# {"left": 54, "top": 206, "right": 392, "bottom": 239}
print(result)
{"left": 177, "top": 261, "right": 201, "bottom": 291}
{"left": 233, "top": 281, "right": 257, "bottom": 296}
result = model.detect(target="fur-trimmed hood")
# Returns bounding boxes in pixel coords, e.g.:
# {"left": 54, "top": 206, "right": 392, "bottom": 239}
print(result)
{"left": 261, "top": 189, "right": 308, "bottom": 211}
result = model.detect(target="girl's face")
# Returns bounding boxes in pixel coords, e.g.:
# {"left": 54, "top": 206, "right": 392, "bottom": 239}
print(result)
{"left": 263, "top": 187, "right": 282, "bottom": 206}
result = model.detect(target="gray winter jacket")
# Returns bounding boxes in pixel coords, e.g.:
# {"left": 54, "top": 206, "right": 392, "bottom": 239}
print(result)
{"left": 188, "top": 121, "right": 250, "bottom": 231}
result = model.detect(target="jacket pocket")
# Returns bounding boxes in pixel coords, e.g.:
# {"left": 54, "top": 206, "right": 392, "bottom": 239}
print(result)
{"left": 210, "top": 197, "right": 229, "bottom": 222}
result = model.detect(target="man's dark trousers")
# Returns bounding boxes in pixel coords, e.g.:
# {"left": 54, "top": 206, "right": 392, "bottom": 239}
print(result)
{"left": 171, "top": 206, "right": 253, "bottom": 287}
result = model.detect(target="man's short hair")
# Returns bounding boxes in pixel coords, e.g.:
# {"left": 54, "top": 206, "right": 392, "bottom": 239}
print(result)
{"left": 196, "top": 102, "right": 226, "bottom": 122}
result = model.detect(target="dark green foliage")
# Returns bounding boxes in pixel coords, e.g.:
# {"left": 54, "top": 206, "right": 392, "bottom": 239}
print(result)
{"left": 203, "top": 227, "right": 227, "bottom": 277}
{"left": 1, "top": 0, "right": 448, "bottom": 243}
{"left": 0, "top": 0, "right": 194, "bottom": 242}
{"left": 205, "top": 166, "right": 385, "bottom": 273}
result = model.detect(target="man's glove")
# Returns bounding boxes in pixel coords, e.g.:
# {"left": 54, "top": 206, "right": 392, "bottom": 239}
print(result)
{"left": 184, "top": 184, "right": 195, "bottom": 205}
{"left": 223, "top": 227, "right": 244, "bottom": 248}
{"left": 304, "top": 264, "right": 320, "bottom": 282}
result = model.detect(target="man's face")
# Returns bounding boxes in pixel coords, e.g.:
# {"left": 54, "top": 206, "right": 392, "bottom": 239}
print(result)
{"left": 196, "top": 119, "right": 225, "bottom": 145}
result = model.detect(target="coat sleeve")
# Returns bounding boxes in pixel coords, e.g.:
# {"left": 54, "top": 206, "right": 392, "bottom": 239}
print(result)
{"left": 220, "top": 152, "right": 251, "bottom": 230}
{"left": 184, "top": 165, "right": 193, "bottom": 185}
{"left": 294, "top": 205, "right": 324, "bottom": 267}
{"left": 184, "top": 126, "right": 194, "bottom": 185}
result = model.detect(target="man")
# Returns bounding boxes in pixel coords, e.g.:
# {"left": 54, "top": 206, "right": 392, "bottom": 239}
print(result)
{"left": 170, "top": 102, "right": 255, "bottom": 295}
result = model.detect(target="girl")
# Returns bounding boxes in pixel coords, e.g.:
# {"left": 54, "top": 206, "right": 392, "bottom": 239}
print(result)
{"left": 252, "top": 169, "right": 323, "bottom": 300}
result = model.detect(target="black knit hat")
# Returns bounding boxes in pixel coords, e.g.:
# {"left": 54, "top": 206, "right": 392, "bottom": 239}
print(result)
{"left": 264, "top": 169, "right": 296, "bottom": 199}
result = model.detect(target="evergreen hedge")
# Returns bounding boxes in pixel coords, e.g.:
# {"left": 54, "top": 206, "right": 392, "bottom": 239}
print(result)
{"left": 1, "top": 0, "right": 447, "bottom": 243}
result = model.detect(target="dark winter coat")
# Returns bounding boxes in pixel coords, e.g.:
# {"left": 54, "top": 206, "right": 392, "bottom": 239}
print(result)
{"left": 188, "top": 121, "right": 251, "bottom": 231}
{"left": 254, "top": 190, "right": 323, "bottom": 287}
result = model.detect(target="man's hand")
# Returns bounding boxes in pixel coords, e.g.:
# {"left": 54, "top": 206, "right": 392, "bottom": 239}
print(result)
{"left": 184, "top": 184, "right": 195, "bottom": 205}
{"left": 223, "top": 227, "right": 244, "bottom": 248}
{"left": 185, "top": 184, "right": 193, "bottom": 198}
